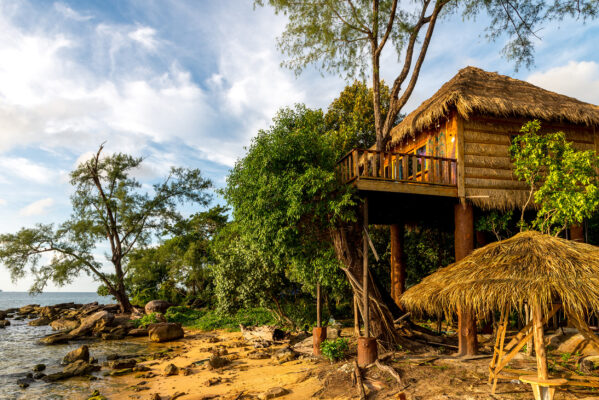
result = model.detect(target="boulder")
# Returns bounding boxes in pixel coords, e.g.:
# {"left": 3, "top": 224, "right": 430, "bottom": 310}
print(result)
{"left": 0, "top": 310, "right": 7, "bottom": 320}
{"left": 38, "top": 332, "right": 71, "bottom": 345}
{"left": 128, "top": 328, "right": 149, "bottom": 337}
{"left": 145, "top": 300, "right": 172, "bottom": 315}
{"left": 556, "top": 333, "right": 599, "bottom": 357}
{"left": 18, "top": 304, "right": 39, "bottom": 315}
{"left": 0, "top": 320, "right": 10, "bottom": 328}
{"left": 63, "top": 345, "right": 90, "bottom": 364}
{"left": 70, "top": 311, "right": 114, "bottom": 337}
{"left": 50, "top": 318, "right": 79, "bottom": 331}
{"left": 28, "top": 316, "right": 52, "bottom": 326}
{"left": 148, "top": 323, "right": 184, "bottom": 343}
{"left": 62, "top": 360, "right": 101, "bottom": 377}
{"left": 17, "top": 377, "right": 34, "bottom": 388}
{"left": 580, "top": 355, "right": 599, "bottom": 373}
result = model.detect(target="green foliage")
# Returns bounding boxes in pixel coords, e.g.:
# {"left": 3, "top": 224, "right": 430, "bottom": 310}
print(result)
{"left": 134, "top": 312, "right": 161, "bottom": 328}
{"left": 325, "top": 80, "right": 398, "bottom": 152}
{"left": 219, "top": 105, "right": 356, "bottom": 324}
{"left": 320, "top": 338, "right": 349, "bottom": 362}
{"left": 0, "top": 146, "right": 212, "bottom": 311}
{"left": 125, "top": 206, "right": 228, "bottom": 307}
{"left": 510, "top": 120, "right": 599, "bottom": 235}
{"left": 164, "top": 306, "right": 205, "bottom": 325}
{"left": 476, "top": 211, "right": 515, "bottom": 240}
{"left": 405, "top": 226, "right": 454, "bottom": 287}
{"left": 188, "top": 308, "right": 275, "bottom": 331}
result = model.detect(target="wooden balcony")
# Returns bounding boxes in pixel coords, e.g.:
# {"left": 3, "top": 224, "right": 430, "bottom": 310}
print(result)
{"left": 338, "top": 149, "right": 458, "bottom": 198}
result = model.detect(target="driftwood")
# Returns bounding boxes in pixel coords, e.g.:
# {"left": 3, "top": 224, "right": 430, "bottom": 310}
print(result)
{"left": 375, "top": 360, "right": 402, "bottom": 386}
{"left": 239, "top": 325, "right": 285, "bottom": 342}
{"left": 354, "top": 360, "right": 366, "bottom": 400}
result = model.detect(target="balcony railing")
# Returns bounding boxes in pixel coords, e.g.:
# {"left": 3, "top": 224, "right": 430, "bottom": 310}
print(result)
{"left": 338, "top": 149, "right": 457, "bottom": 187}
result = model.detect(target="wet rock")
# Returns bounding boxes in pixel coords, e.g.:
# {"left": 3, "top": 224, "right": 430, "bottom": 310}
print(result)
{"left": 63, "top": 345, "right": 90, "bottom": 364}
{"left": 164, "top": 363, "right": 179, "bottom": 376}
{"left": 32, "top": 364, "right": 46, "bottom": 372}
{"left": 145, "top": 300, "right": 172, "bottom": 315}
{"left": 70, "top": 311, "right": 114, "bottom": 337}
{"left": 248, "top": 350, "right": 271, "bottom": 360}
{"left": 259, "top": 387, "right": 289, "bottom": 399}
{"left": 272, "top": 347, "right": 297, "bottom": 364}
{"left": 0, "top": 320, "right": 10, "bottom": 328}
{"left": 87, "top": 389, "right": 108, "bottom": 400}
{"left": 133, "top": 364, "right": 151, "bottom": 372}
{"left": 42, "top": 372, "right": 70, "bottom": 382}
{"left": 50, "top": 318, "right": 79, "bottom": 331}
{"left": 128, "top": 327, "right": 149, "bottom": 337}
{"left": 63, "top": 359, "right": 101, "bottom": 376}
{"left": 148, "top": 322, "right": 184, "bottom": 343}
{"left": 18, "top": 304, "right": 39, "bottom": 315}
{"left": 109, "top": 368, "right": 133, "bottom": 376}
{"left": 0, "top": 310, "right": 7, "bottom": 320}
{"left": 33, "top": 372, "right": 46, "bottom": 380}
{"left": 109, "top": 359, "right": 137, "bottom": 369}
{"left": 38, "top": 332, "right": 71, "bottom": 345}
{"left": 208, "top": 355, "right": 230, "bottom": 369}
{"left": 17, "top": 377, "right": 33, "bottom": 388}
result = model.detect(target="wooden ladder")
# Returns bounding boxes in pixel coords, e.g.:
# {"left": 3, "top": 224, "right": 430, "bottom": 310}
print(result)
{"left": 488, "top": 304, "right": 562, "bottom": 394}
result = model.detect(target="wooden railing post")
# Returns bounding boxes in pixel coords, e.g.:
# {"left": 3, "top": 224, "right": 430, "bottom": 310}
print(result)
{"left": 353, "top": 150, "right": 359, "bottom": 179}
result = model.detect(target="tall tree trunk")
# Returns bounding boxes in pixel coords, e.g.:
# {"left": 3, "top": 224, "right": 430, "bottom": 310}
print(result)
{"left": 331, "top": 221, "right": 399, "bottom": 348}
{"left": 113, "top": 259, "right": 133, "bottom": 313}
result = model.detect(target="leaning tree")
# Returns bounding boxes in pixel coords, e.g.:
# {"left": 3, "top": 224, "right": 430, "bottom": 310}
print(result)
{"left": 0, "top": 145, "right": 212, "bottom": 313}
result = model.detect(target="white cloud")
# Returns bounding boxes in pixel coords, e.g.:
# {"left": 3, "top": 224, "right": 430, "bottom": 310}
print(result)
{"left": 0, "top": 198, "right": 6, "bottom": 206}
{"left": 54, "top": 2, "right": 93, "bottom": 21}
{"left": 0, "top": 157, "right": 58, "bottom": 184}
{"left": 128, "top": 27, "right": 159, "bottom": 51}
{"left": 527, "top": 61, "right": 599, "bottom": 105}
{"left": 19, "top": 198, "right": 54, "bottom": 216}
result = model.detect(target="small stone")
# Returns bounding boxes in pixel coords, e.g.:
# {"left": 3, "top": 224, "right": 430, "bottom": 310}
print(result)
{"left": 32, "top": 364, "right": 46, "bottom": 372}
{"left": 33, "top": 372, "right": 46, "bottom": 380}
{"left": 109, "top": 359, "right": 136, "bottom": 369}
{"left": 164, "top": 363, "right": 179, "bottom": 376}
{"left": 208, "top": 355, "right": 230, "bottom": 369}
{"left": 259, "top": 387, "right": 289, "bottom": 399}
{"left": 205, "top": 377, "right": 221, "bottom": 386}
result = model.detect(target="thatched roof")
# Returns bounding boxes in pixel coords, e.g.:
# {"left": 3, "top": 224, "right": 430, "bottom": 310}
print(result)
{"left": 401, "top": 231, "right": 599, "bottom": 319}
{"left": 389, "top": 66, "right": 599, "bottom": 147}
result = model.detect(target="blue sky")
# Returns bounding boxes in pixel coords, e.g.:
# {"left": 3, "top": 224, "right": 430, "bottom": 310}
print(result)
{"left": 0, "top": 0, "right": 598, "bottom": 292}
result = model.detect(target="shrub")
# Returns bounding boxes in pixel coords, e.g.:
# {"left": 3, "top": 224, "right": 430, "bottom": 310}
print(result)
{"left": 165, "top": 306, "right": 205, "bottom": 325}
{"left": 320, "top": 338, "right": 349, "bottom": 362}
{"left": 134, "top": 312, "right": 160, "bottom": 328}
{"left": 162, "top": 306, "right": 276, "bottom": 331}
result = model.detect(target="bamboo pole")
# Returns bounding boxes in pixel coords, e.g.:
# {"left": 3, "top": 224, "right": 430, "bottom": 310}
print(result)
{"left": 532, "top": 301, "right": 548, "bottom": 380}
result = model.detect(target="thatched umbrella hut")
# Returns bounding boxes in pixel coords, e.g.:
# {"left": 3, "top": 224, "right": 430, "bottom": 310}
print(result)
{"left": 401, "top": 231, "right": 599, "bottom": 399}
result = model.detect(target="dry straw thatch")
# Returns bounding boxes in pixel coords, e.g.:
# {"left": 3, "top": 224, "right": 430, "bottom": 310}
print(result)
{"left": 401, "top": 231, "right": 599, "bottom": 319}
{"left": 389, "top": 66, "right": 599, "bottom": 148}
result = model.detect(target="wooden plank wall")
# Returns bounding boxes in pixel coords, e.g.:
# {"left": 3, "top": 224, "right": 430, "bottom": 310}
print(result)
{"left": 462, "top": 115, "right": 596, "bottom": 209}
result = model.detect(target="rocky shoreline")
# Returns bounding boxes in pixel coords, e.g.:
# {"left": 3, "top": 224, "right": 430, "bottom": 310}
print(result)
{"left": 0, "top": 300, "right": 186, "bottom": 398}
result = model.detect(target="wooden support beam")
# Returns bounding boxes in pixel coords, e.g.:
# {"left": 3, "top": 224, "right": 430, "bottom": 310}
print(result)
{"left": 390, "top": 223, "right": 406, "bottom": 307}
{"left": 363, "top": 197, "right": 370, "bottom": 338}
{"left": 455, "top": 202, "right": 477, "bottom": 356}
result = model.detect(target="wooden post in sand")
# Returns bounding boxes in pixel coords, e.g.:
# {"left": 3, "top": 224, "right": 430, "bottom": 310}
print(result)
{"left": 357, "top": 197, "right": 377, "bottom": 366}
{"left": 313, "top": 282, "right": 327, "bottom": 355}
{"left": 519, "top": 301, "right": 567, "bottom": 400}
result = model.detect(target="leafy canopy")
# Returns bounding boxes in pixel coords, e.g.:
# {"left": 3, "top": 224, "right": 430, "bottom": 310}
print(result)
{"left": 510, "top": 120, "right": 599, "bottom": 235}
{"left": 0, "top": 146, "right": 211, "bottom": 311}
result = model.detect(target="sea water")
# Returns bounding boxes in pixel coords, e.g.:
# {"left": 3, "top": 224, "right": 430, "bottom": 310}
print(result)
{"left": 0, "top": 292, "right": 157, "bottom": 400}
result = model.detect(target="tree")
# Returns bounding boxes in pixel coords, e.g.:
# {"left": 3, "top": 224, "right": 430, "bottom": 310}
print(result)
{"left": 0, "top": 145, "right": 212, "bottom": 312}
{"left": 125, "top": 206, "right": 228, "bottom": 306}
{"left": 256, "top": 0, "right": 597, "bottom": 152}
{"left": 224, "top": 104, "right": 399, "bottom": 344}
{"left": 510, "top": 120, "right": 599, "bottom": 235}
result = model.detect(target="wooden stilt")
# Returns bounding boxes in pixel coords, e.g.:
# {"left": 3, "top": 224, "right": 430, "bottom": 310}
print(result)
{"left": 363, "top": 198, "right": 369, "bottom": 338}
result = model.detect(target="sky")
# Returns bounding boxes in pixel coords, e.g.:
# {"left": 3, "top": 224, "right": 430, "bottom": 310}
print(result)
{"left": 0, "top": 0, "right": 598, "bottom": 292}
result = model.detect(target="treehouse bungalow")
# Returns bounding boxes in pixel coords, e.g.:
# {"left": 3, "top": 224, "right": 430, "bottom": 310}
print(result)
{"left": 338, "top": 66, "right": 599, "bottom": 354}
